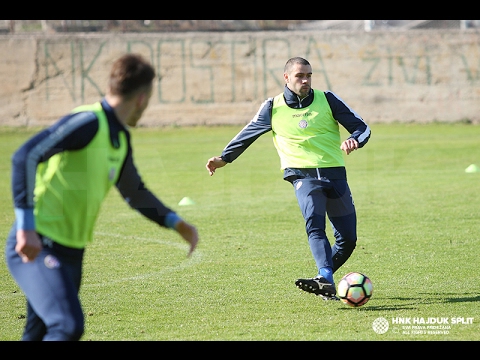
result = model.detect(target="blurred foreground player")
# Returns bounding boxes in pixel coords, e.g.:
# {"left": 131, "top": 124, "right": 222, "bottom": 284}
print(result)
{"left": 6, "top": 53, "right": 198, "bottom": 340}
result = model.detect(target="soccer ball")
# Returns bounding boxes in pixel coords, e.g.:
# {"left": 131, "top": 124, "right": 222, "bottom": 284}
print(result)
{"left": 337, "top": 272, "right": 373, "bottom": 307}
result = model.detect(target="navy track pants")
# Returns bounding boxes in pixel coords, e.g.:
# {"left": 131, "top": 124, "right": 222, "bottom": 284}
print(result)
{"left": 5, "top": 224, "right": 85, "bottom": 341}
{"left": 291, "top": 176, "right": 357, "bottom": 275}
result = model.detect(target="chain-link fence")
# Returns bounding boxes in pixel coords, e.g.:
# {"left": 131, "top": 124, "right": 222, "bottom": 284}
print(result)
{"left": 1, "top": 20, "right": 479, "bottom": 34}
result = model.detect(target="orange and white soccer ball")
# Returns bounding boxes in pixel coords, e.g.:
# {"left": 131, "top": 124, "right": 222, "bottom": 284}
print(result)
{"left": 337, "top": 272, "right": 373, "bottom": 307}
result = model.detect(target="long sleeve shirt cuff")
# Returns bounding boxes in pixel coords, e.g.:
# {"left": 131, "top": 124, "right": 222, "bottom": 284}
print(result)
{"left": 164, "top": 211, "right": 182, "bottom": 230}
{"left": 14, "top": 208, "right": 35, "bottom": 231}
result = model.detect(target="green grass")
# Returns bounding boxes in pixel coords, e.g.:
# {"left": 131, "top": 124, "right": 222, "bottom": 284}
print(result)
{"left": 1, "top": 123, "right": 479, "bottom": 341}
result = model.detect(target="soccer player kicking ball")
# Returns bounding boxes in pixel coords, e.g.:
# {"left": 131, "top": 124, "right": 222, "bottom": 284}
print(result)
{"left": 206, "top": 57, "right": 370, "bottom": 300}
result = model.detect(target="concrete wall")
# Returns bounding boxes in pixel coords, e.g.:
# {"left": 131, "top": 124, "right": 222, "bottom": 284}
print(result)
{"left": 0, "top": 30, "right": 479, "bottom": 127}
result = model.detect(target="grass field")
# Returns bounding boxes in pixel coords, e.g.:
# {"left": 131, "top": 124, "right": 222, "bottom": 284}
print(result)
{"left": 0, "top": 122, "right": 479, "bottom": 341}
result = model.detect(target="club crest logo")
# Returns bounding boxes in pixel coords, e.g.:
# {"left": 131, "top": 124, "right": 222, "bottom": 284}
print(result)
{"left": 295, "top": 180, "right": 303, "bottom": 190}
{"left": 298, "top": 120, "right": 308, "bottom": 129}
{"left": 44, "top": 255, "right": 61, "bottom": 269}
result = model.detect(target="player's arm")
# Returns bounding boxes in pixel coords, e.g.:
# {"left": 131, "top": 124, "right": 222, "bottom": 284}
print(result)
{"left": 325, "top": 91, "right": 371, "bottom": 155}
{"left": 116, "top": 150, "right": 198, "bottom": 256}
{"left": 206, "top": 156, "right": 227, "bottom": 176}
{"left": 11, "top": 113, "right": 98, "bottom": 262}
{"left": 206, "top": 98, "right": 273, "bottom": 175}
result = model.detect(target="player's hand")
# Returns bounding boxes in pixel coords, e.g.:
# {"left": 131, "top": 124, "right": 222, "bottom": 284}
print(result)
{"left": 340, "top": 138, "right": 359, "bottom": 155}
{"left": 205, "top": 156, "right": 227, "bottom": 176}
{"left": 175, "top": 220, "right": 199, "bottom": 257}
{"left": 15, "top": 230, "right": 42, "bottom": 263}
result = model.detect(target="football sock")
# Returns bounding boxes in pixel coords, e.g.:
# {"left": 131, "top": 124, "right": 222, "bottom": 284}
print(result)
{"left": 319, "top": 267, "right": 334, "bottom": 284}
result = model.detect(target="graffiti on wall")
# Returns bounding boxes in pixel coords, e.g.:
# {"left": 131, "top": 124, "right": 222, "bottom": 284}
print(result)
{"left": 42, "top": 36, "right": 480, "bottom": 103}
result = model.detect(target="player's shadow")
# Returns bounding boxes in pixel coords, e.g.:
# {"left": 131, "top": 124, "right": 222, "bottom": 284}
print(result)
{"left": 339, "top": 292, "right": 480, "bottom": 311}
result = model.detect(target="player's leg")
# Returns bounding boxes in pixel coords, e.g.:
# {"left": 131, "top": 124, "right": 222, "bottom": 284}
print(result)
{"left": 326, "top": 179, "right": 357, "bottom": 273}
{"left": 5, "top": 225, "right": 48, "bottom": 340}
{"left": 292, "top": 178, "right": 337, "bottom": 298}
{"left": 6, "top": 229, "right": 85, "bottom": 341}
{"left": 22, "top": 301, "right": 47, "bottom": 341}
{"left": 293, "top": 178, "right": 332, "bottom": 271}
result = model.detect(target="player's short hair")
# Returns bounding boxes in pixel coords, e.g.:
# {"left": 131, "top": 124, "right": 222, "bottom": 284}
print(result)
{"left": 284, "top": 57, "right": 311, "bottom": 73}
{"left": 108, "top": 53, "right": 155, "bottom": 99}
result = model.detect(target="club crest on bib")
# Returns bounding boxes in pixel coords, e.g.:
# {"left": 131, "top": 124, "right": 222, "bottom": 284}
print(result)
{"left": 298, "top": 119, "right": 308, "bottom": 129}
